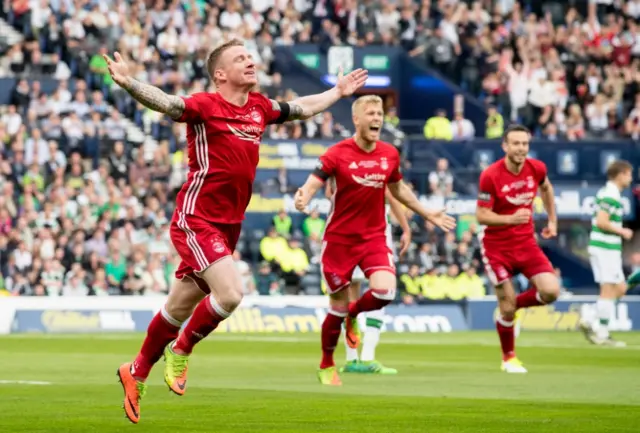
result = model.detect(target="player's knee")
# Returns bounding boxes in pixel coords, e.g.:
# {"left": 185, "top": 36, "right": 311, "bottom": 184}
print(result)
{"left": 164, "top": 301, "right": 192, "bottom": 323}
{"left": 216, "top": 287, "right": 243, "bottom": 313}
{"left": 539, "top": 280, "right": 560, "bottom": 303}
{"left": 371, "top": 287, "right": 396, "bottom": 302}
{"left": 500, "top": 306, "right": 516, "bottom": 322}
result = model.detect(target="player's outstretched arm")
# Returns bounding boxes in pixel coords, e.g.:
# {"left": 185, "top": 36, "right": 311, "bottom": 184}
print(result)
{"left": 295, "top": 175, "right": 325, "bottom": 213}
{"left": 285, "top": 68, "right": 368, "bottom": 121}
{"left": 387, "top": 181, "right": 456, "bottom": 232}
{"left": 103, "top": 52, "right": 185, "bottom": 120}
{"left": 386, "top": 188, "right": 412, "bottom": 256}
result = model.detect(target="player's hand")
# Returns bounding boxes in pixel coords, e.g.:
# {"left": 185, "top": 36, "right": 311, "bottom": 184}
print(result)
{"left": 334, "top": 67, "right": 369, "bottom": 97}
{"left": 428, "top": 209, "right": 456, "bottom": 232}
{"left": 508, "top": 208, "right": 531, "bottom": 225}
{"left": 294, "top": 188, "right": 310, "bottom": 213}
{"left": 103, "top": 51, "right": 131, "bottom": 88}
{"left": 541, "top": 220, "right": 557, "bottom": 239}
{"left": 399, "top": 230, "right": 411, "bottom": 257}
{"left": 621, "top": 228, "right": 634, "bottom": 241}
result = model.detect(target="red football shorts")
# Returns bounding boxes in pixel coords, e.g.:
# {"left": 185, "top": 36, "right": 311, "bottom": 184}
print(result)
{"left": 321, "top": 238, "right": 395, "bottom": 294}
{"left": 170, "top": 211, "right": 241, "bottom": 293}
{"left": 481, "top": 239, "right": 554, "bottom": 286}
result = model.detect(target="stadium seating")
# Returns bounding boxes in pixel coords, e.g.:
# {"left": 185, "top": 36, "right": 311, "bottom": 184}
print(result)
{"left": 0, "top": 0, "right": 638, "bottom": 298}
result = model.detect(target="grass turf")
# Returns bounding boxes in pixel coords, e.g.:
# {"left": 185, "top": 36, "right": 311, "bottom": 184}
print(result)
{"left": 0, "top": 332, "right": 639, "bottom": 432}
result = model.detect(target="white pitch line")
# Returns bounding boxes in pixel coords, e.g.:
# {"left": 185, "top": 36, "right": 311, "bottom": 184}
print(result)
{"left": 0, "top": 380, "right": 52, "bottom": 385}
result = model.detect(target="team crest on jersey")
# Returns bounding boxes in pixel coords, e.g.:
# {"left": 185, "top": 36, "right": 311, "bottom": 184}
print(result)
{"left": 380, "top": 157, "right": 389, "bottom": 170}
{"left": 249, "top": 109, "right": 262, "bottom": 124}
{"left": 213, "top": 241, "right": 225, "bottom": 254}
{"left": 526, "top": 176, "right": 535, "bottom": 189}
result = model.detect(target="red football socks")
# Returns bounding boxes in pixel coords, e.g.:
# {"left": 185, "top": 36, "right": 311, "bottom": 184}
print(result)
{"left": 173, "top": 295, "right": 230, "bottom": 355}
{"left": 132, "top": 307, "right": 181, "bottom": 380}
{"left": 496, "top": 316, "right": 516, "bottom": 361}
{"left": 516, "top": 287, "right": 545, "bottom": 310}
{"left": 320, "top": 310, "right": 346, "bottom": 369}
{"left": 348, "top": 289, "right": 391, "bottom": 317}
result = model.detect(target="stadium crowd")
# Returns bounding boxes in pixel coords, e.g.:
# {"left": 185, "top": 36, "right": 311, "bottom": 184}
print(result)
{"left": 0, "top": 0, "right": 621, "bottom": 297}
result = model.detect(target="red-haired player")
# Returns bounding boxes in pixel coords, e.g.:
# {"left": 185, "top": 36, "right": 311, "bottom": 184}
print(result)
{"left": 104, "top": 39, "right": 369, "bottom": 422}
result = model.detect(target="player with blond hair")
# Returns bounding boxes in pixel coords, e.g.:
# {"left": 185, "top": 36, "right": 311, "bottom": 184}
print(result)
{"left": 106, "top": 39, "right": 369, "bottom": 422}
{"left": 295, "top": 95, "right": 456, "bottom": 385}
{"left": 325, "top": 178, "right": 411, "bottom": 375}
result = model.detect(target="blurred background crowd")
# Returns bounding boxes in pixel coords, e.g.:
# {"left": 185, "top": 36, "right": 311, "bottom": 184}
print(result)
{"left": 0, "top": 0, "right": 638, "bottom": 300}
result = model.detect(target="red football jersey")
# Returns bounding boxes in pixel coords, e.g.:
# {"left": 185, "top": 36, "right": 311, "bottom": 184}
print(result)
{"left": 313, "top": 138, "right": 402, "bottom": 244}
{"left": 477, "top": 158, "right": 547, "bottom": 245}
{"left": 175, "top": 92, "right": 283, "bottom": 223}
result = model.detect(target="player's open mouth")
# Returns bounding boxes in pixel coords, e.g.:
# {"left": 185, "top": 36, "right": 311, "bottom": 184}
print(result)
{"left": 369, "top": 125, "right": 380, "bottom": 132}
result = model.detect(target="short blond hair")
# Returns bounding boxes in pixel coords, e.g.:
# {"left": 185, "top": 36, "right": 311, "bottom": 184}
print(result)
{"left": 351, "top": 95, "right": 383, "bottom": 117}
{"left": 207, "top": 39, "right": 245, "bottom": 84}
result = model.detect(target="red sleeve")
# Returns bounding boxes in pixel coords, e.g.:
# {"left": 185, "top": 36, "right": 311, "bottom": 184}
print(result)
{"left": 532, "top": 159, "right": 548, "bottom": 185}
{"left": 389, "top": 153, "right": 402, "bottom": 183}
{"left": 312, "top": 147, "right": 338, "bottom": 182}
{"left": 254, "top": 93, "right": 287, "bottom": 125}
{"left": 175, "top": 92, "right": 207, "bottom": 123}
{"left": 477, "top": 169, "right": 495, "bottom": 209}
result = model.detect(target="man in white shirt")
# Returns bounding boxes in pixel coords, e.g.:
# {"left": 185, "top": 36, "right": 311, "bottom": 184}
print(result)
{"left": 450, "top": 111, "right": 475, "bottom": 140}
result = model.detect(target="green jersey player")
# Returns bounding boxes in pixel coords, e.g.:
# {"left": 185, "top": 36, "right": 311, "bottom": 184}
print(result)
{"left": 580, "top": 160, "right": 633, "bottom": 347}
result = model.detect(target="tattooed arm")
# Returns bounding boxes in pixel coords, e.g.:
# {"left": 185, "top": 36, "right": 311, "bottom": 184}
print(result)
{"left": 285, "top": 88, "right": 342, "bottom": 121}
{"left": 284, "top": 68, "right": 369, "bottom": 121}
{"left": 122, "top": 78, "right": 185, "bottom": 120}
{"left": 103, "top": 51, "right": 185, "bottom": 120}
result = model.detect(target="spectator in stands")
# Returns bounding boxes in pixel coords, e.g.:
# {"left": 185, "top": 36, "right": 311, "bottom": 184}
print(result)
{"left": 423, "top": 109, "right": 452, "bottom": 140}
{"left": 255, "top": 261, "right": 281, "bottom": 296}
{"left": 485, "top": 105, "right": 504, "bottom": 139}
{"left": 428, "top": 158, "right": 454, "bottom": 197}
{"left": 450, "top": 110, "right": 475, "bottom": 140}
{"left": 399, "top": 264, "right": 424, "bottom": 305}
{"left": 301, "top": 209, "right": 325, "bottom": 239}
{"left": 259, "top": 227, "right": 288, "bottom": 264}
{"left": 278, "top": 237, "right": 309, "bottom": 293}
{"left": 272, "top": 209, "right": 292, "bottom": 237}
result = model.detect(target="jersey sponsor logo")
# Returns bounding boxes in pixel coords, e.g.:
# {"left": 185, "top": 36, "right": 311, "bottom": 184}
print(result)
{"left": 349, "top": 162, "right": 358, "bottom": 169}
{"left": 505, "top": 191, "right": 535, "bottom": 206}
{"left": 351, "top": 173, "right": 386, "bottom": 188}
{"left": 380, "top": 157, "right": 389, "bottom": 170}
{"left": 478, "top": 191, "right": 491, "bottom": 202}
{"left": 227, "top": 124, "right": 262, "bottom": 144}
{"left": 358, "top": 160, "right": 379, "bottom": 168}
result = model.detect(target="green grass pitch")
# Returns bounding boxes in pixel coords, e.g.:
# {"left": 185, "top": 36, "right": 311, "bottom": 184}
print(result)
{"left": 1, "top": 332, "right": 639, "bottom": 432}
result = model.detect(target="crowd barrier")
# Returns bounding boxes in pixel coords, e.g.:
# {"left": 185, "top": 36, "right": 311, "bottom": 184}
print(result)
{"left": 2, "top": 296, "right": 639, "bottom": 335}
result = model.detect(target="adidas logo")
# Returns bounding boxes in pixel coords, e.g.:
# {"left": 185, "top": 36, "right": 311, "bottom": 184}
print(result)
{"left": 349, "top": 162, "right": 358, "bottom": 169}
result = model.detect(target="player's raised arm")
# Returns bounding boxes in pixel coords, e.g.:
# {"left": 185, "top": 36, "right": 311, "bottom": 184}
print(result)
{"left": 104, "top": 52, "right": 185, "bottom": 120}
{"left": 476, "top": 171, "right": 529, "bottom": 226}
{"left": 387, "top": 180, "right": 456, "bottom": 232}
{"left": 284, "top": 68, "right": 369, "bottom": 121}
{"left": 385, "top": 188, "right": 412, "bottom": 256}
